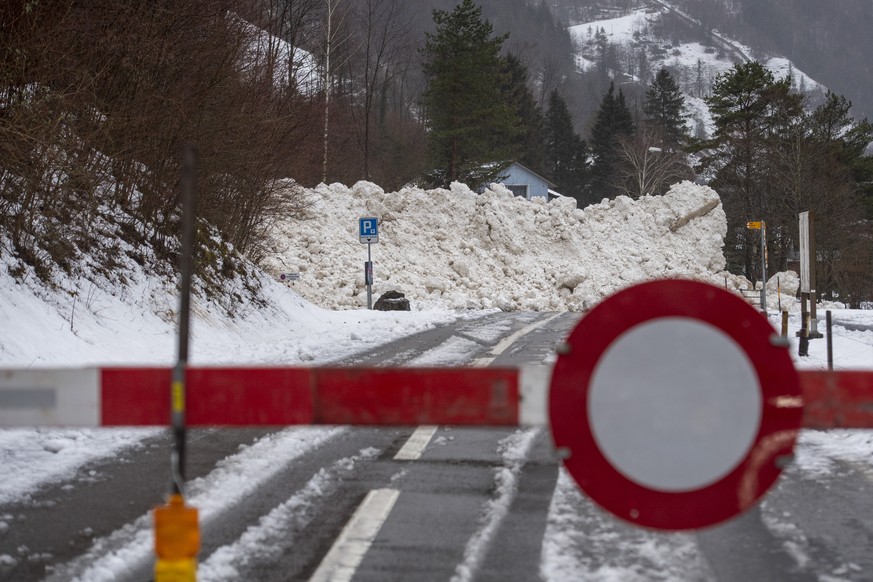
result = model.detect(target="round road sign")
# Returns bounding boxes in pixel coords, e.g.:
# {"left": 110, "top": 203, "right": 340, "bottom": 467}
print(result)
{"left": 549, "top": 279, "right": 803, "bottom": 530}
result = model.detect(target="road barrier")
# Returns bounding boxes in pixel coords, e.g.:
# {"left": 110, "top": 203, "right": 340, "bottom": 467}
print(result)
{"left": 0, "top": 365, "right": 870, "bottom": 429}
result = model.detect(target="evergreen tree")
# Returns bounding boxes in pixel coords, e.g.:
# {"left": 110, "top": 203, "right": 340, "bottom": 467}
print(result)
{"left": 798, "top": 92, "right": 873, "bottom": 298}
{"left": 642, "top": 68, "right": 688, "bottom": 148}
{"left": 499, "top": 53, "right": 545, "bottom": 174}
{"left": 420, "top": 0, "right": 518, "bottom": 187}
{"left": 543, "top": 89, "right": 588, "bottom": 202}
{"left": 808, "top": 91, "right": 873, "bottom": 218}
{"left": 588, "top": 82, "right": 634, "bottom": 201}
{"left": 699, "top": 61, "right": 802, "bottom": 281}
{"left": 594, "top": 27, "right": 609, "bottom": 80}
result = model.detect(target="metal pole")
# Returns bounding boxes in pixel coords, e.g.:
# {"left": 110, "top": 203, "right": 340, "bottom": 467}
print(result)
{"left": 366, "top": 242, "right": 372, "bottom": 310}
{"left": 808, "top": 213, "right": 819, "bottom": 337}
{"left": 826, "top": 310, "right": 833, "bottom": 371}
{"left": 172, "top": 145, "right": 196, "bottom": 496}
{"left": 760, "top": 222, "right": 767, "bottom": 315}
{"left": 799, "top": 293, "right": 809, "bottom": 357}
{"left": 777, "top": 276, "right": 781, "bottom": 312}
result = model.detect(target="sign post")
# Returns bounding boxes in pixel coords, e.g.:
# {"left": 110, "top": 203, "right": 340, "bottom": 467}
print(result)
{"left": 746, "top": 220, "right": 767, "bottom": 314}
{"left": 156, "top": 145, "right": 200, "bottom": 581}
{"left": 359, "top": 217, "right": 379, "bottom": 309}
{"left": 798, "top": 212, "right": 821, "bottom": 339}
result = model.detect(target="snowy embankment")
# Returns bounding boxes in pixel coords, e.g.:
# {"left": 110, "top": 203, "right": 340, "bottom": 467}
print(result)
{"left": 266, "top": 180, "right": 737, "bottom": 311}
{"left": 0, "top": 248, "right": 457, "bottom": 369}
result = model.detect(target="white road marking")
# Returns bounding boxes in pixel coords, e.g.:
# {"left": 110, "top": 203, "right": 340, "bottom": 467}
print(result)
{"left": 309, "top": 488, "right": 400, "bottom": 582}
{"left": 470, "top": 313, "right": 564, "bottom": 367}
{"left": 394, "top": 425, "right": 438, "bottom": 460}
{"left": 311, "top": 314, "right": 562, "bottom": 581}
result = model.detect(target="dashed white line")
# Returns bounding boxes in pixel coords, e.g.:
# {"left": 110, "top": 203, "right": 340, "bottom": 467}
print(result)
{"left": 309, "top": 488, "right": 400, "bottom": 582}
{"left": 470, "top": 313, "right": 563, "bottom": 367}
{"left": 394, "top": 425, "right": 438, "bottom": 460}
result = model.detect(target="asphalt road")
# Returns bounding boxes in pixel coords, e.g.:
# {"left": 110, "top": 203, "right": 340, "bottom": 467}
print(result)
{"left": 1, "top": 311, "right": 872, "bottom": 581}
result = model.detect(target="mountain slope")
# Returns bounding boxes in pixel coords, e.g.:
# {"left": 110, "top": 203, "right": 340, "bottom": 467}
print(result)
{"left": 551, "top": 0, "right": 870, "bottom": 122}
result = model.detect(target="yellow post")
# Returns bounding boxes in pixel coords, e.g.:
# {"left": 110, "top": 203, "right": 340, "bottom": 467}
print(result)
{"left": 154, "top": 494, "right": 200, "bottom": 581}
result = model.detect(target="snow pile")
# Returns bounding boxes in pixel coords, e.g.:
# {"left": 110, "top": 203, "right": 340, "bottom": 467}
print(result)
{"left": 265, "top": 180, "right": 732, "bottom": 312}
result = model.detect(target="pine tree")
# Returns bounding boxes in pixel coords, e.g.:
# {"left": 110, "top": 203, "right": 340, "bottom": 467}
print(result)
{"left": 807, "top": 91, "right": 873, "bottom": 219}
{"left": 420, "top": 0, "right": 518, "bottom": 187}
{"left": 643, "top": 68, "right": 688, "bottom": 148}
{"left": 499, "top": 53, "right": 545, "bottom": 174}
{"left": 700, "top": 61, "right": 802, "bottom": 281}
{"left": 594, "top": 27, "right": 609, "bottom": 79}
{"left": 543, "top": 89, "right": 588, "bottom": 202}
{"left": 588, "top": 82, "right": 634, "bottom": 201}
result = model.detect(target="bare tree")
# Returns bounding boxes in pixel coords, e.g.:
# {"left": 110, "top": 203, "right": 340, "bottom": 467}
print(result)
{"left": 258, "top": 0, "right": 321, "bottom": 92}
{"left": 612, "top": 126, "right": 694, "bottom": 198}
{"left": 344, "top": 0, "right": 413, "bottom": 180}
{"left": 319, "top": 0, "right": 354, "bottom": 183}
{"left": 1, "top": 0, "right": 318, "bottom": 286}
{"left": 767, "top": 124, "right": 866, "bottom": 296}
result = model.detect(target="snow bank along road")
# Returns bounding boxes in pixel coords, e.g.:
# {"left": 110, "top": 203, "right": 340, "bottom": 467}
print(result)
{"left": 2, "top": 312, "right": 873, "bottom": 581}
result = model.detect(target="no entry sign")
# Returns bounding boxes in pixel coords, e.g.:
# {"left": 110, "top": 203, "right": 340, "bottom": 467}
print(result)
{"left": 549, "top": 279, "right": 804, "bottom": 530}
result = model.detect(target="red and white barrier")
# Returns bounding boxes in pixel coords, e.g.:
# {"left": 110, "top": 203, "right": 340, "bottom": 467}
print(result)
{"left": 0, "top": 365, "right": 870, "bottom": 429}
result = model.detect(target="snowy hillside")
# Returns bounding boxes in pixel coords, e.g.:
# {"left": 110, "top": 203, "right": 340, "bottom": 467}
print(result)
{"left": 568, "top": 3, "right": 824, "bottom": 138}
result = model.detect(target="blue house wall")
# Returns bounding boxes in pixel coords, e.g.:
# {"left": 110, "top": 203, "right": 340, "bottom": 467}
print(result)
{"left": 496, "top": 162, "right": 551, "bottom": 199}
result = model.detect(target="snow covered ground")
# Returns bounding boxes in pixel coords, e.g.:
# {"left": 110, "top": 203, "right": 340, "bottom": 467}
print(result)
{"left": 1, "top": 179, "right": 871, "bottom": 580}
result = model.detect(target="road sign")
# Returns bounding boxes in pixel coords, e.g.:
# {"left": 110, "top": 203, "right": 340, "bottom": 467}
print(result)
{"left": 746, "top": 221, "right": 762, "bottom": 229}
{"left": 549, "top": 279, "right": 803, "bottom": 530}
{"left": 359, "top": 217, "right": 379, "bottom": 243}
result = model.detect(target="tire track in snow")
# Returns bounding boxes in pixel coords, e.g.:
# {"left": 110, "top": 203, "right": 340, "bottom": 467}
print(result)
{"left": 198, "top": 447, "right": 381, "bottom": 581}
{"left": 46, "top": 427, "right": 344, "bottom": 582}
{"left": 451, "top": 428, "right": 541, "bottom": 582}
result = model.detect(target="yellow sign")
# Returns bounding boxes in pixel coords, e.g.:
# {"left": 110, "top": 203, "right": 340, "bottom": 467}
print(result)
{"left": 746, "top": 221, "right": 762, "bottom": 229}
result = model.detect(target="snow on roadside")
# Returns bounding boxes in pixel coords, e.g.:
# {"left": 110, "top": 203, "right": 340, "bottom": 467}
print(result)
{"left": 44, "top": 428, "right": 345, "bottom": 582}
{"left": 540, "top": 468, "right": 712, "bottom": 581}
{"left": 0, "top": 250, "right": 459, "bottom": 368}
{"left": 198, "top": 446, "right": 380, "bottom": 581}
{"left": 793, "top": 430, "right": 873, "bottom": 479}
{"left": 0, "top": 428, "right": 160, "bottom": 506}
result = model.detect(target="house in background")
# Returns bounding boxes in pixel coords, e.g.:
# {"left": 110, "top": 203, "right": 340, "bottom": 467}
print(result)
{"left": 491, "top": 161, "right": 557, "bottom": 201}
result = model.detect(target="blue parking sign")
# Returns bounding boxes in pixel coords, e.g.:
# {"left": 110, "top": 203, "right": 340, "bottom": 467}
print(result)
{"left": 359, "top": 217, "right": 379, "bottom": 243}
